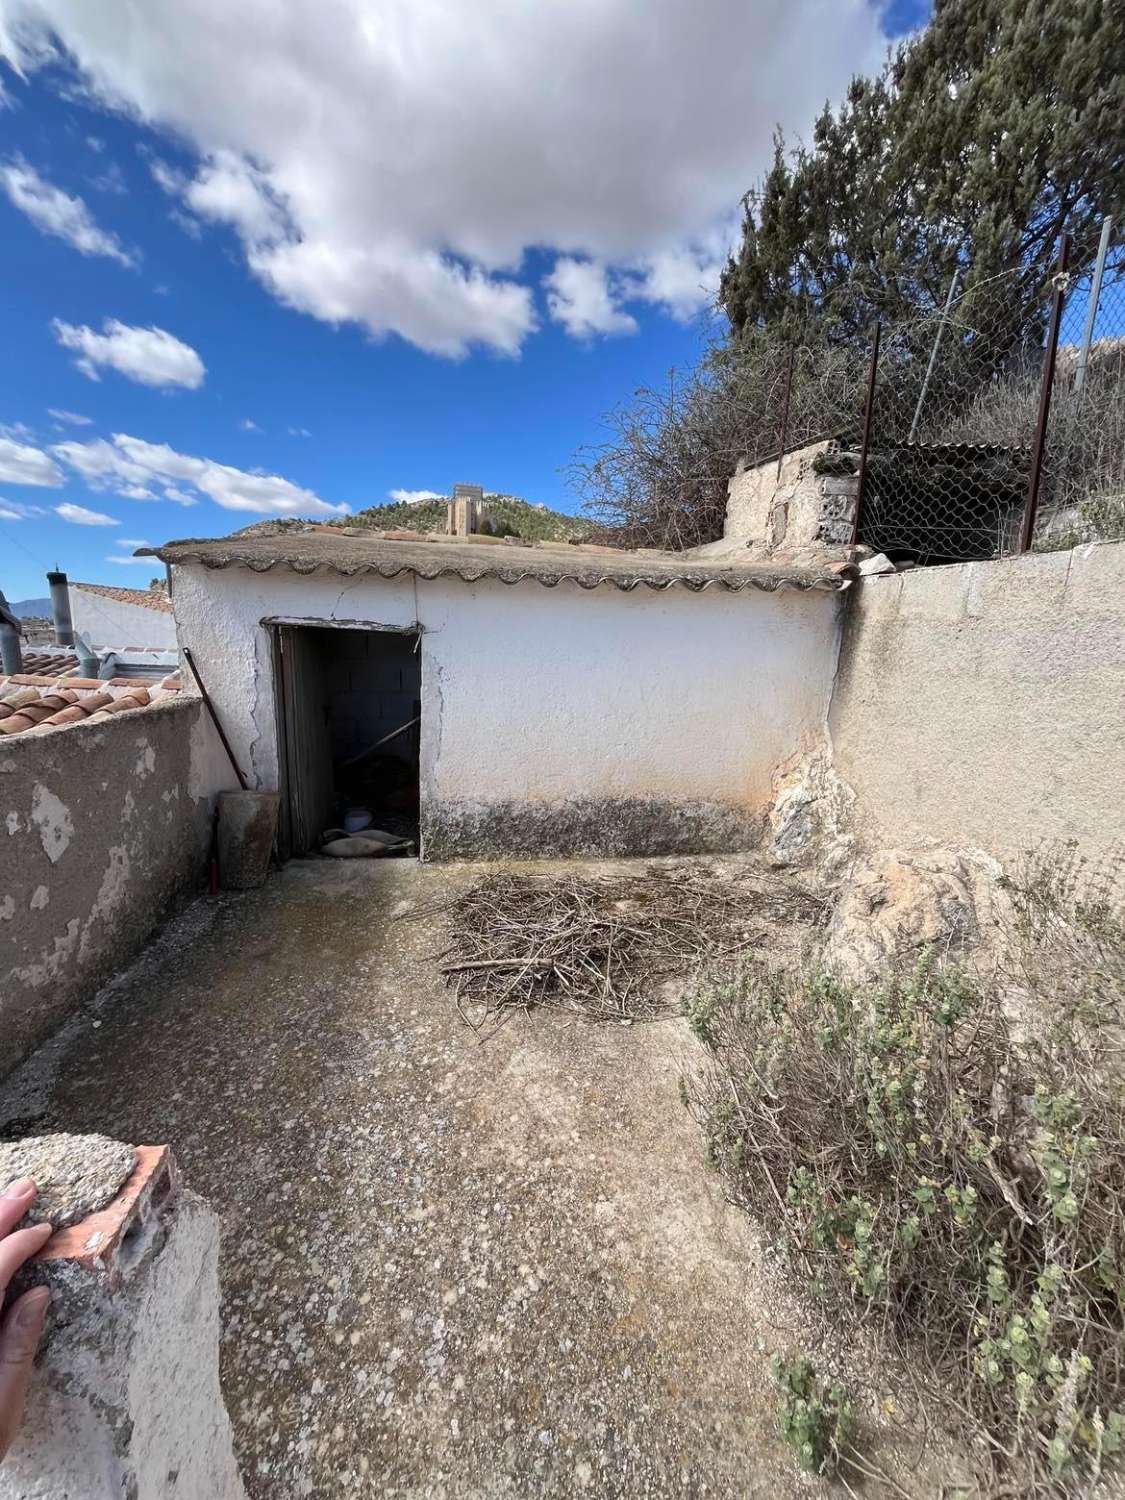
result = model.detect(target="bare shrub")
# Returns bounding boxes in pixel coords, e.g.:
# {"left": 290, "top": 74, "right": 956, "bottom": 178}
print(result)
{"left": 685, "top": 884, "right": 1125, "bottom": 1494}
{"left": 569, "top": 332, "right": 869, "bottom": 551}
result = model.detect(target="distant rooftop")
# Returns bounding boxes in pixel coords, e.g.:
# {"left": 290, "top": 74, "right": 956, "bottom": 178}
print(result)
{"left": 73, "top": 582, "right": 173, "bottom": 614}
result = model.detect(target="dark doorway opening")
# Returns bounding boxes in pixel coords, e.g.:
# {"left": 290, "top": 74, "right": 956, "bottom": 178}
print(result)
{"left": 272, "top": 623, "right": 420, "bottom": 859}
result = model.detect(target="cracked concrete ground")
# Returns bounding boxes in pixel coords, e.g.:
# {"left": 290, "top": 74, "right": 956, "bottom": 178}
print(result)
{"left": 0, "top": 857, "right": 936, "bottom": 1497}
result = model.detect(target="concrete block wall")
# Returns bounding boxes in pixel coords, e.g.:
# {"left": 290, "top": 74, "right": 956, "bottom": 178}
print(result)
{"left": 320, "top": 629, "right": 420, "bottom": 765}
{"left": 828, "top": 540, "right": 1125, "bottom": 865}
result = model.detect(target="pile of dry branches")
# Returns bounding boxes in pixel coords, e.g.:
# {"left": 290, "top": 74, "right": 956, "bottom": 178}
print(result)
{"left": 428, "top": 866, "right": 824, "bottom": 1029}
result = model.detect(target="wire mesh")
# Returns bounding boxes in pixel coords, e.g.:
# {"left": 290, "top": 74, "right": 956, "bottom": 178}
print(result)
{"left": 853, "top": 225, "right": 1125, "bottom": 563}
{"left": 1036, "top": 230, "right": 1125, "bottom": 551}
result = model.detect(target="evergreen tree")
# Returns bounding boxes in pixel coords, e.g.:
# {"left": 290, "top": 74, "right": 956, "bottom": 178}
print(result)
{"left": 720, "top": 0, "right": 1124, "bottom": 345}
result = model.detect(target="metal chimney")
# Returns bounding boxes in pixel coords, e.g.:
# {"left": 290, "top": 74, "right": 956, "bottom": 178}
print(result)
{"left": 47, "top": 570, "right": 74, "bottom": 646}
{"left": 0, "top": 591, "right": 23, "bottom": 675}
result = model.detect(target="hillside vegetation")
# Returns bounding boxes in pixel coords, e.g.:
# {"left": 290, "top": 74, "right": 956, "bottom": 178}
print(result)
{"left": 352, "top": 492, "right": 587, "bottom": 542}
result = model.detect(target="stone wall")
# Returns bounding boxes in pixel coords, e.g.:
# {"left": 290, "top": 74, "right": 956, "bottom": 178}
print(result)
{"left": 725, "top": 440, "right": 859, "bottom": 554}
{"left": 829, "top": 541, "right": 1125, "bottom": 865}
{"left": 0, "top": 698, "right": 231, "bottom": 1077}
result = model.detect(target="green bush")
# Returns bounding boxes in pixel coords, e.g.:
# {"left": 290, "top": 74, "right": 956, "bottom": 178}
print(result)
{"left": 771, "top": 1354, "right": 853, "bottom": 1475}
{"left": 686, "top": 913, "right": 1125, "bottom": 1491}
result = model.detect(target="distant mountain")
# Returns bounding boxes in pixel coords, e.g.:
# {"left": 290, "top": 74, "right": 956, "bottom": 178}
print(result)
{"left": 352, "top": 492, "right": 588, "bottom": 543}
{"left": 10, "top": 597, "right": 51, "bottom": 618}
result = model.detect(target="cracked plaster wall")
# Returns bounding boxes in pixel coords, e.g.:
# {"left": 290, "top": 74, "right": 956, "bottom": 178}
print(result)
{"left": 0, "top": 699, "right": 227, "bottom": 1078}
{"left": 169, "top": 563, "right": 842, "bottom": 859}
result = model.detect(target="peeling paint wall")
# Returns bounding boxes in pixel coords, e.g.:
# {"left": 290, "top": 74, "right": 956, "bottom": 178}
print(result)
{"left": 0, "top": 699, "right": 224, "bottom": 1077}
{"left": 829, "top": 541, "right": 1125, "bottom": 864}
{"left": 169, "top": 563, "right": 843, "bottom": 859}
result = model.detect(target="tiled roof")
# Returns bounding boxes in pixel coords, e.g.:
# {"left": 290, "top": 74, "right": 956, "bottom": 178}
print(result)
{"left": 73, "top": 582, "right": 173, "bottom": 614}
{"left": 0, "top": 674, "right": 181, "bottom": 738}
{"left": 18, "top": 650, "right": 79, "bottom": 678}
{"left": 141, "top": 532, "right": 848, "bottom": 595}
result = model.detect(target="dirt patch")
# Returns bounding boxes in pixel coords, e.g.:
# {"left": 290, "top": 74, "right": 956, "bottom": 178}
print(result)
{"left": 0, "top": 856, "right": 940, "bottom": 1497}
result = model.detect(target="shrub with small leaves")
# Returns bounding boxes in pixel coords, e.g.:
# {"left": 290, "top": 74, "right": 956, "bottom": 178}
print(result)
{"left": 685, "top": 869, "right": 1125, "bottom": 1494}
{"left": 771, "top": 1353, "right": 853, "bottom": 1475}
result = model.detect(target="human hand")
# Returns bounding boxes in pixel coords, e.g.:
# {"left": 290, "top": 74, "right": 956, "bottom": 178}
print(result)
{"left": 0, "top": 1178, "right": 52, "bottom": 1461}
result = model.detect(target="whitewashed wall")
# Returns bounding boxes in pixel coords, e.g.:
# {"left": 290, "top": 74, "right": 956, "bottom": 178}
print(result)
{"left": 70, "top": 588, "right": 178, "bottom": 650}
{"left": 170, "top": 562, "right": 842, "bottom": 858}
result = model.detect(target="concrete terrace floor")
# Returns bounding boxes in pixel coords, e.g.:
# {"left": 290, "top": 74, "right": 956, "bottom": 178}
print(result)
{"left": 0, "top": 858, "right": 926, "bottom": 1498}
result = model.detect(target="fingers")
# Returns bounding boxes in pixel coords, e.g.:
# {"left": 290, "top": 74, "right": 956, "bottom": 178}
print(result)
{"left": 0, "top": 1180, "right": 37, "bottom": 1242}
{"left": 0, "top": 1287, "right": 49, "bottom": 1461}
{"left": 0, "top": 1224, "right": 53, "bottom": 1303}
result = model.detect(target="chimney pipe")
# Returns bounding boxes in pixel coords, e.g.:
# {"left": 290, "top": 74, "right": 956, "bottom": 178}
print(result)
{"left": 74, "top": 632, "right": 99, "bottom": 679}
{"left": 0, "top": 591, "right": 23, "bottom": 675}
{"left": 47, "top": 570, "right": 74, "bottom": 645}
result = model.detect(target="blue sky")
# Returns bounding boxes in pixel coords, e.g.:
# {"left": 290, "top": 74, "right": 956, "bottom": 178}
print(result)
{"left": 0, "top": 0, "right": 928, "bottom": 602}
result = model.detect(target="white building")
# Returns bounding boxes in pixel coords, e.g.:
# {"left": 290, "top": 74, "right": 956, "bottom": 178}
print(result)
{"left": 152, "top": 531, "right": 846, "bottom": 860}
{"left": 70, "top": 581, "right": 179, "bottom": 651}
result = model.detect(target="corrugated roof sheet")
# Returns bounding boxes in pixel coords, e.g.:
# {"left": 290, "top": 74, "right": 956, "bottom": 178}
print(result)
{"left": 73, "top": 581, "right": 173, "bottom": 614}
{"left": 141, "top": 532, "right": 847, "bottom": 595}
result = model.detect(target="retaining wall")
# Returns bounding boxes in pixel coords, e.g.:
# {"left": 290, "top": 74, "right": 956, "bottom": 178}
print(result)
{"left": 829, "top": 540, "right": 1125, "bottom": 864}
{"left": 0, "top": 698, "right": 230, "bottom": 1077}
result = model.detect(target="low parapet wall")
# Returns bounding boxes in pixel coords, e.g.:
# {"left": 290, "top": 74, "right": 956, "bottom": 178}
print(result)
{"left": 829, "top": 541, "right": 1125, "bottom": 865}
{"left": 0, "top": 696, "right": 228, "bottom": 1078}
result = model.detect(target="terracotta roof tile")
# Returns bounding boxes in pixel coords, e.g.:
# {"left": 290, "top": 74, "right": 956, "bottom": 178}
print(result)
{"left": 18, "top": 651, "right": 80, "bottom": 677}
{"left": 72, "top": 582, "right": 173, "bottom": 614}
{"left": 0, "top": 675, "right": 181, "bottom": 738}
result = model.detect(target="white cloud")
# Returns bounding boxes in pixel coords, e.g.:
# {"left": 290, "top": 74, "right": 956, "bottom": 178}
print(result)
{"left": 90, "top": 159, "right": 127, "bottom": 195}
{"left": 51, "top": 318, "right": 205, "bottom": 389}
{"left": 118, "top": 483, "right": 157, "bottom": 499}
{"left": 48, "top": 407, "right": 93, "bottom": 426}
{"left": 148, "top": 157, "right": 184, "bottom": 195}
{"left": 288, "top": 426, "right": 311, "bottom": 438}
{"left": 389, "top": 488, "right": 442, "bottom": 504}
{"left": 0, "top": 499, "right": 48, "bottom": 518}
{"left": 116, "top": 536, "right": 149, "bottom": 546}
{"left": 53, "top": 432, "right": 348, "bottom": 517}
{"left": 544, "top": 258, "right": 637, "bottom": 339}
{"left": 629, "top": 243, "right": 728, "bottom": 321}
{"left": 106, "top": 553, "right": 154, "bottom": 564}
{"left": 239, "top": 417, "right": 261, "bottom": 432}
{"left": 56, "top": 500, "right": 118, "bottom": 525}
{"left": 0, "top": 158, "right": 134, "bottom": 265}
{"left": 0, "top": 0, "right": 885, "bottom": 354}
{"left": 0, "top": 434, "right": 61, "bottom": 486}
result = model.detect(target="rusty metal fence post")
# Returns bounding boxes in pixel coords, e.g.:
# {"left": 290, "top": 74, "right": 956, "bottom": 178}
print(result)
{"left": 775, "top": 345, "right": 795, "bottom": 482}
{"left": 850, "top": 320, "right": 882, "bottom": 548}
{"left": 1019, "top": 230, "right": 1071, "bottom": 553}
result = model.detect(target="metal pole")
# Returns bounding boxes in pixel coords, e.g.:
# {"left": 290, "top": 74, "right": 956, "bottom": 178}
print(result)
{"left": 183, "top": 647, "right": 249, "bottom": 789}
{"left": 0, "top": 592, "right": 23, "bottom": 675}
{"left": 908, "top": 268, "right": 960, "bottom": 442}
{"left": 1019, "top": 231, "right": 1071, "bottom": 554}
{"left": 775, "top": 345, "right": 795, "bottom": 482}
{"left": 851, "top": 320, "right": 882, "bottom": 548}
{"left": 1074, "top": 215, "right": 1113, "bottom": 394}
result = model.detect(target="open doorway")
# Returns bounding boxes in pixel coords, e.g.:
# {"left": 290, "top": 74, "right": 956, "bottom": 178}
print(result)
{"left": 271, "top": 622, "right": 421, "bottom": 859}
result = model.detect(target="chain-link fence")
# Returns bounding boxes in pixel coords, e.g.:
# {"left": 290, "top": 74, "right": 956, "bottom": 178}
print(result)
{"left": 849, "top": 222, "right": 1125, "bottom": 564}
